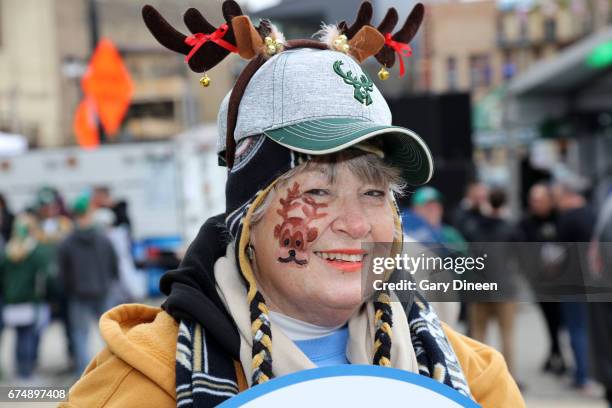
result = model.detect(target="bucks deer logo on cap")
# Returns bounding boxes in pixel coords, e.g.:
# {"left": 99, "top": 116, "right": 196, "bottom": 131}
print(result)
{"left": 333, "top": 60, "right": 374, "bottom": 106}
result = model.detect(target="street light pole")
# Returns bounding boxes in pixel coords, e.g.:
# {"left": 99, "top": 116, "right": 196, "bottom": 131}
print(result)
{"left": 87, "top": 0, "right": 106, "bottom": 143}
{"left": 88, "top": 0, "right": 100, "bottom": 51}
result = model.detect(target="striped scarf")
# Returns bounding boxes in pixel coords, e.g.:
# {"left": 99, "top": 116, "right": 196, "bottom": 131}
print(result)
{"left": 175, "top": 295, "right": 471, "bottom": 407}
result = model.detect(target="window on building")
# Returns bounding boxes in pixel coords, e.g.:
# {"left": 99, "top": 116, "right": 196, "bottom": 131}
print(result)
{"left": 544, "top": 18, "right": 556, "bottom": 42}
{"left": 469, "top": 54, "right": 492, "bottom": 88}
{"left": 446, "top": 56, "right": 458, "bottom": 90}
{"left": 519, "top": 19, "right": 528, "bottom": 43}
{"left": 496, "top": 16, "right": 505, "bottom": 44}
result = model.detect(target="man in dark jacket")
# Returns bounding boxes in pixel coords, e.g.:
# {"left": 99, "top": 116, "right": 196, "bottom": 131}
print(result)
{"left": 553, "top": 181, "right": 596, "bottom": 389}
{"left": 468, "top": 188, "right": 521, "bottom": 379}
{"left": 453, "top": 182, "right": 490, "bottom": 243}
{"left": 519, "top": 183, "right": 565, "bottom": 375}
{"left": 57, "top": 193, "right": 118, "bottom": 376}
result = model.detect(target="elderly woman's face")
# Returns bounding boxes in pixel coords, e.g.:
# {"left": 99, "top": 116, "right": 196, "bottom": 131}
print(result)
{"left": 250, "top": 162, "right": 396, "bottom": 325}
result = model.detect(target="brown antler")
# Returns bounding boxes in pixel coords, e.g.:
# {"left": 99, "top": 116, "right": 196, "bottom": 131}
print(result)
{"left": 277, "top": 183, "right": 302, "bottom": 219}
{"left": 142, "top": 0, "right": 243, "bottom": 73}
{"left": 332, "top": 2, "right": 384, "bottom": 63}
{"left": 338, "top": 2, "right": 373, "bottom": 39}
{"left": 375, "top": 3, "right": 424, "bottom": 69}
{"left": 302, "top": 196, "right": 328, "bottom": 221}
{"left": 377, "top": 8, "right": 399, "bottom": 34}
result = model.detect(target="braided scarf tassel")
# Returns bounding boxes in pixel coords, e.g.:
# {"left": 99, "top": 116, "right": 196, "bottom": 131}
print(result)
{"left": 249, "top": 290, "right": 274, "bottom": 384}
{"left": 373, "top": 292, "right": 393, "bottom": 366}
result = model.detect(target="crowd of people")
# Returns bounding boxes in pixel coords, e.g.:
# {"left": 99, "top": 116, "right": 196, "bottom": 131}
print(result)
{"left": 0, "top": 186, "right": 137, "bottom": 382}
{"left": 401, "top": 179, "right": 612, "bottom": 405}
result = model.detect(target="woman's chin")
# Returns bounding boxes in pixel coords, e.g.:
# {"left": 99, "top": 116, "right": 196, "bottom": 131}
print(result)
{"left": 315, "top": 282, "right": 364, "bottom": 312}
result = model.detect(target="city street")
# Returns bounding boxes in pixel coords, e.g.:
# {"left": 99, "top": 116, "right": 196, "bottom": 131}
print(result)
{"left": 0, "top": 301, "right": 605, "bottom": 407}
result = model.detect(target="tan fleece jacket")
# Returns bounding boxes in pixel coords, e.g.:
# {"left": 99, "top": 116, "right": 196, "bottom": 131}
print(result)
{"left": 60, "top": 303, "right": 524, "bottom": 408}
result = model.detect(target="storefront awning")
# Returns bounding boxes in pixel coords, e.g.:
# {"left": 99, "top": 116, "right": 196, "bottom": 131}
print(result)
{"left": 508, "top": 27, "right": 612, "bottom": 96}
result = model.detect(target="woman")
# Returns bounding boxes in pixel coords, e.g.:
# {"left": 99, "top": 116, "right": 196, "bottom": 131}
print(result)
{"left": 63, "top": 2, "right": 524, "bottom": 407}
{"left": 0, "top": 214, "right": 51, "bottom": 379}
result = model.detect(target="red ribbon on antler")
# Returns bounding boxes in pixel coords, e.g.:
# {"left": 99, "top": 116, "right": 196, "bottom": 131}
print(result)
{"left": 384, "top": 33, "right": 412, "bottom": 77}
{"left": 184, "top": 24, "right": 238, "bottom": 63}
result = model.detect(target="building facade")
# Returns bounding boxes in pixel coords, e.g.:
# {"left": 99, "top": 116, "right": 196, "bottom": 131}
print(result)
{"left": 420, "top": 0, "right": 501, "bottom": 100}
{"left": 0, "top": 0, "right": 235, "bottom": 148}
{"left": 420, "top": 0, "right": 612, "bottom": 100}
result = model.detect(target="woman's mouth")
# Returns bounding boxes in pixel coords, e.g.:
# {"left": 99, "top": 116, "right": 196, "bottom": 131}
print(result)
{"left": 313, "top": 249, "right": 366, "bottom": 272}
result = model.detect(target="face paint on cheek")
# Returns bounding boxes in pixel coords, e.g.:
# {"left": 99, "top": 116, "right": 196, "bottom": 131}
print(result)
{"left": 273, "top": 182, "right": 328, "bottom": 266}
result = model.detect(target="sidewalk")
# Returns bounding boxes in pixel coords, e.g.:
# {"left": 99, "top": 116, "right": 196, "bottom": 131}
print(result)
{"left": 476, "top": 302, "right": 606, "bottom": 408}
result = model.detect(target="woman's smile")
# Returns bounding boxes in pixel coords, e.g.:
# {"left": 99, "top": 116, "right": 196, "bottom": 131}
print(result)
{"left": 313, "top": 249, "right": 367, "bottom": 272}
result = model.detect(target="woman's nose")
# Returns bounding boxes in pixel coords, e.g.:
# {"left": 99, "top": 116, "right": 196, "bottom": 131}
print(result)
{"left": 331, "top": 201, "right": 371, "bottom": 239}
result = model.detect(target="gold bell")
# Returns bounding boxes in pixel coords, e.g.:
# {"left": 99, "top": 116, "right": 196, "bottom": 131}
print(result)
{"left": 378, "top": 66, "right": 390, "bottom": 81}
{"left": 199, "top": 74, "right": 211, "bottom": 87}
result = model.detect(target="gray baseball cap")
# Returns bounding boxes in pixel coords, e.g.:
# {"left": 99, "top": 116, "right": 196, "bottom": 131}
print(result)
{"left": 217, "top": 48, "right": 433, "bottom": 185}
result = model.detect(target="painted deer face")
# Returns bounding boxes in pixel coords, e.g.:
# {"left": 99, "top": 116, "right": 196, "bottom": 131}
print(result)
{"left": 273, "top": 183, "right": 327, "bottom": 266}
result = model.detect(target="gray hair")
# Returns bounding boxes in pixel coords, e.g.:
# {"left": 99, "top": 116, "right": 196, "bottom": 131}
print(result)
{"left": 250, "top": 149, "right": 405, "bottom": 226}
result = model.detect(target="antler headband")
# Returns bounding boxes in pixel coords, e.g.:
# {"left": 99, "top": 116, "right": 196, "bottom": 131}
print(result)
{"left": 337, "top": 2, "right": 425, "bottom": 79}
{"left": 142, "top": 1, "right": 425, "bottom": 167}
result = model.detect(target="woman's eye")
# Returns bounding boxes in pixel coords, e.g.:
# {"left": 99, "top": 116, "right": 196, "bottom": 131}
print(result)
{"left": 364, "top": 190, "right": 385, "bottom": 198}
{"left": 305, "top": 189, "right": 329, "bottom": 196}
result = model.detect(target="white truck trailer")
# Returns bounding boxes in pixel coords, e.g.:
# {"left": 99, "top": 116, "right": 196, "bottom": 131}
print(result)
{"left": 0, "top": 124, "right": 227, "bottom": 245}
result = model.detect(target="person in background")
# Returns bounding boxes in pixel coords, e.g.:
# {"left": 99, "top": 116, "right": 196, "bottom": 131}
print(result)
{"left": 0, "top": 214, "right": 51, "bottom": 380}
{"left": 519, "top": 183, "right": 566, "bottom": 375}
{"left": 92, "top": 208, "right": 146, "bottom": 303}
{"left": 401, "top": 187, "right": 467, "bottom": 325}
{"left": 553, "top": 181, "right": 596, "bottom": 390}
{"left": 0, "top": 193, "right": 15, "bottom": 250}
{"left": 0, "top": 192, "right": 14, "bottom": 373}
{"left": 35, "top": 187, "right": 72, "bottom": 244}
{"left": 588, "top": 188, "right": 612, "bottom": 408}
{"left": 453, "top": 182, "right": 490, "bottom": 242}
{"left": 403, "top": 186, "right": 468, "bottom": 253}
{"left": 92, "top": 186, "right": 132, "bottom": 233}
{"left": 33, "top": 187, "right": 74, "bottom": 373}
{"left": 57, "top": 193, "right": 119, "bottom": 376}
{"left": 452, "top": 182, "right": 491, "bottom": 329}
{"left": 468, "top": 188, "right": 521, "bottom": 384}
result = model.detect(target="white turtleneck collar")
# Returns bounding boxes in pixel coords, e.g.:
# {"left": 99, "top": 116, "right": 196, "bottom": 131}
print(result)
{"left": 268, "top": 311, "right": 345, "bottom": 341}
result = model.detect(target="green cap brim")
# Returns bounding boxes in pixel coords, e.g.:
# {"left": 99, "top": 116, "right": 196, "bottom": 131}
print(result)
{"left": 264, "top": 118, "right": 434, "bottom": 186}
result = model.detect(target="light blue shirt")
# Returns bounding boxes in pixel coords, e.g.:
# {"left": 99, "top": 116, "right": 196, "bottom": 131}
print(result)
{"left": 294, "top": 326, "right": 350, "bottom": 367}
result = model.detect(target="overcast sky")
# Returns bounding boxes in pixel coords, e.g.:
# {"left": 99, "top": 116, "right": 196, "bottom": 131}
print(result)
{"left": 243, "top": 0, "right": 281, "bottom": 12}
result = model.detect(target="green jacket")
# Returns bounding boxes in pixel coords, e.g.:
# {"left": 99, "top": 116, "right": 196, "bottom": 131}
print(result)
{"left": 0, "top": 244, "right": 51, "bottom": 304}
